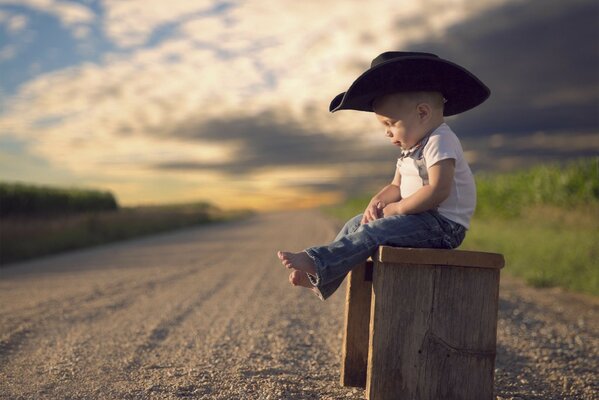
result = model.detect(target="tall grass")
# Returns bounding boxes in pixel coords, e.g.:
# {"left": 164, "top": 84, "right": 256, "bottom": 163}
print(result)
{"left": 1, "top": 187, "right": 252, "bottom": 265}
{"left": 0, "top": 182, "right": 118, "bottom": 216}
{"left": 475, "top": 158, "right": 598, "bottom": 218}
{"left": 323, "top": 158, "right": 599, "bottom": 296}
{"left": 461, "top": 205, "right": 598, "bottom": 295}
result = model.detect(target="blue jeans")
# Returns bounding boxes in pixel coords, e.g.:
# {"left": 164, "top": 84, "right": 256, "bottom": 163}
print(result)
{"left": 304, "top": 211, "right": 466, "bottom": 300}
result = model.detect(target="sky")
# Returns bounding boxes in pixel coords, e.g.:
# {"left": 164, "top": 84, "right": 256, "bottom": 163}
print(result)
{"left": 0, "top": 0, "right": 598, "bottom": 210}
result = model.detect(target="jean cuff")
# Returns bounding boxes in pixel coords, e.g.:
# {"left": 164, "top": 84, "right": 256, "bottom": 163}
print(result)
{"left": 303, "top": 248, "right": 325, "bottom": 287}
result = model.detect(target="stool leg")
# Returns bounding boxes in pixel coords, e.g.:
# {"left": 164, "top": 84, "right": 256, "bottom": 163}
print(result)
{"left": 340, "top": 261, "right": 373, "bottom": 388}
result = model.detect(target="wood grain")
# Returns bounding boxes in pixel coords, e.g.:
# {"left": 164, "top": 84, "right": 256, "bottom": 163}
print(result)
{"left": 366, "top": 259, "right": 500, "bottom": 400}
{"left": 377, "top": 246, "right": 505, "bottom": 269}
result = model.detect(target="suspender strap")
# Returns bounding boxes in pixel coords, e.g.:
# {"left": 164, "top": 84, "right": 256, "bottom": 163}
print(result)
{"left": 409, "top": 133, "right": 431, "bottom": 186}
{"left": 397, "top": 129, "right": 434, "bottom": 186}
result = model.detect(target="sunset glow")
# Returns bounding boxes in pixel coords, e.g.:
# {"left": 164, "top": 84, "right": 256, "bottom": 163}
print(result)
{"left": 1, "top": 0, "right": 597, "bottom": 210}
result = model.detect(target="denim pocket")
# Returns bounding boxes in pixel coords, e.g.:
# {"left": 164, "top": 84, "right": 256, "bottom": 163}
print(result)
{"left": 434, "top": 213, "right": 466, "bottom": 249}
{"left": 447, "top": 224, "right": 465, "bottom": 248}
{"left": 421, "top": 211, "right": 445, "bottom": 234}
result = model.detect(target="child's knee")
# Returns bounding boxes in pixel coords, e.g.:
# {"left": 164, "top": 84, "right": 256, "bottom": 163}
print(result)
{"left": 349, "top": 214, "right": 363, "bottom": 229}
{"left": 344, "top": 214, "right": 362, "bottom": 227}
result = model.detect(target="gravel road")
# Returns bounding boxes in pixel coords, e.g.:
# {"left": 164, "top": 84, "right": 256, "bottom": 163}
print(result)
{"left": 1, "top": 210, "right": 597, "bottom": 399}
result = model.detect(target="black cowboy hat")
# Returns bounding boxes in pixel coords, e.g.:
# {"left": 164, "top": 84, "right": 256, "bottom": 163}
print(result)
{"left": 329, "top": 51, "right": 490, "bottom": 116}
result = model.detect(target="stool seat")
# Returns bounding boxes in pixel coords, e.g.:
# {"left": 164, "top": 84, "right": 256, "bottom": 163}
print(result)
{"left": 377, "top": 246, "right": 505, "bottom": 269}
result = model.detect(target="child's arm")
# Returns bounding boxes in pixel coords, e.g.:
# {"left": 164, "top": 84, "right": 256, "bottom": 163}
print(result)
{"left": 361, "top": 168, "right": 402, "bottom": 224}
{"left": 383, "top": 158, "right": 455, "bottom": 216}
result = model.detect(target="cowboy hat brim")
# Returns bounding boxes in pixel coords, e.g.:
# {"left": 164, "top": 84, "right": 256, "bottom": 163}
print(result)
{"left": 329, "top": 55, "right": 490, "bottom": 116}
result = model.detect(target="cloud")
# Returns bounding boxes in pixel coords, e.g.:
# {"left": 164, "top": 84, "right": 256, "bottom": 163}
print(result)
{"left": 101, "top": 0, "right": 219, "bottom": 47}
{"left": 408, "top": 0, "right": 599, "bottom": 137}
{"left": 145, "top": 112, "right": 407, "bottom": 199}
{"left": 153, "top": 113, "right": 399, "bottom": 173}
{"left": 6, "top": 13, "right": 27, "bottom": 33}
{"left": 0, "top": 11, "right": 36, "bottom": 64}
{"left": 0, "top": 0, "right": 94, "bottom": 26}
{"left": 0, "top": 0, "right": 94, "bottom": 46}
{"left": 3, "top": 0, "right": 597, "bottom": 207}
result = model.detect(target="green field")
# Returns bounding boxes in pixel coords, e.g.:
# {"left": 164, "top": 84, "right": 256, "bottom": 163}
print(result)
{"left": 0, "top": 182, "right": 118, "bottom": 215}
{"left": 0, "top": 182, "right": 252, "bottom": 265}
{"left": 461, "top": 205, "right": 598, "bottom": 295}
{"left": 324, "top": 158, "right": 599, "bottom": 296}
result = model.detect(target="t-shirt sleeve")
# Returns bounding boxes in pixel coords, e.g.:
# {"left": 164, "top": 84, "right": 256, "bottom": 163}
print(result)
{"left": 423, "top": 131, "right": 459, "bottom": 167}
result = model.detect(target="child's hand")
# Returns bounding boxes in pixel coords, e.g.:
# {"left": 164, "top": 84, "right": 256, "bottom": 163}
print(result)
{"left": 382, "top": 202, "right": 401, "bottom": 217}
{"left": 361, "top": 200, "right": 386, "bottom": 224}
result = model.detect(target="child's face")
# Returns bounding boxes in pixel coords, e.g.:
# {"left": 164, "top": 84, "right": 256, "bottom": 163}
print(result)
{"left": 373, "top": 94, "right": 427, "bottom": 150}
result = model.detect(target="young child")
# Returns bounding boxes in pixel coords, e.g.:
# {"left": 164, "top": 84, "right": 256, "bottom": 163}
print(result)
{"left": 277, "top": 51, "right": 490, "bottom": 301}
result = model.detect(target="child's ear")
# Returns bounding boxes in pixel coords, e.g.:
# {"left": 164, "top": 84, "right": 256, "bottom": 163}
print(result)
{"left": 416, "top": 103, "right": 431, "bottom": 120}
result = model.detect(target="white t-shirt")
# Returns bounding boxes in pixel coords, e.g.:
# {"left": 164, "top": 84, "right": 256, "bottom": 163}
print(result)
{"left": 396, "top": 123, "right": 476, "bottom": 229}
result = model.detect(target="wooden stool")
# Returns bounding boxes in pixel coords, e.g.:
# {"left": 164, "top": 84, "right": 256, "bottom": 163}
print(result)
{"left": 340, "top": 246, "right": 505, "bottom": 400}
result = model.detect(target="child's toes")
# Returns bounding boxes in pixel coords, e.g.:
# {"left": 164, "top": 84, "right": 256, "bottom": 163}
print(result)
{"left": 289, "top": 270, "right": 313, "bottom": 288}
{"left": 289, "top": 271, "right": 298, "bottom": 285}
{"left": 291, "top": 271, "right": 305, "bottom": 286}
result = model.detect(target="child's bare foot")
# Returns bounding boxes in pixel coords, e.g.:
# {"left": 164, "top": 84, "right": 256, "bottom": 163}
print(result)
{"left": 289, "top": 270, "right": 323, "bottom": 299}
{"left": 288, "top": 270, "right": 314, "bottom": 288}
{"left": 277, "top": 251, "right": 317, "bottom": 275}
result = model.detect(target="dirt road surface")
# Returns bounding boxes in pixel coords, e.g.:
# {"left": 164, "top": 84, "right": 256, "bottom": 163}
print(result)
{"left": 1, "top": 210, "right": 597, "bottom": 399}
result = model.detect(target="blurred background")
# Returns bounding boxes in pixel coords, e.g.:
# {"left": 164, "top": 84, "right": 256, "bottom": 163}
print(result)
{"left": 0, "top": 0, "right": 598, "bottom": 294}
{"left": 1, "top": 0, "right": 597, "bottom": 209}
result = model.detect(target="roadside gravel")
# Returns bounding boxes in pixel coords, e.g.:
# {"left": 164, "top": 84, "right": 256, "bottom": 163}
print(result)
{"left": 0, "top": 210, "right": 597, "bottom": 399}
